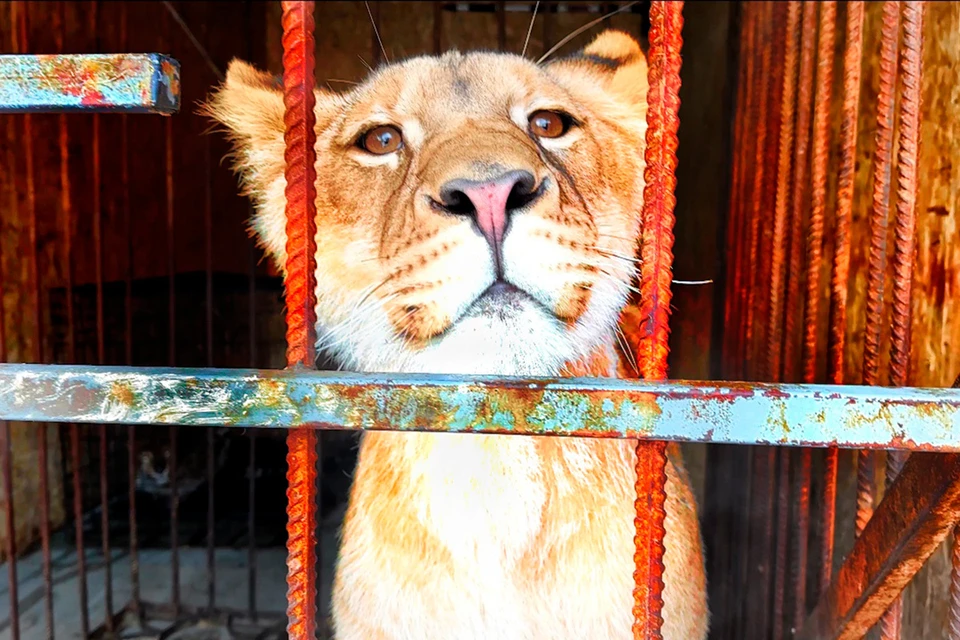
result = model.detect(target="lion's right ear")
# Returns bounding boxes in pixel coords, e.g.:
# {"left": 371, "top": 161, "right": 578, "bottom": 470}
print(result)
{"left": 202, "top": 59, "right": 339, "bottom": 270}
{"left": 202, "top": 59, "right": 290, "bottom": 202}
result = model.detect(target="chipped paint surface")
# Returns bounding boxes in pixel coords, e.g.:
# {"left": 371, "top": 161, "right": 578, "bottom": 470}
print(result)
{"left": 0, "top": 54, "right": 180, "bottom": 114}
{"left": 0, "top": 364, "right": 958, "bottom": 449}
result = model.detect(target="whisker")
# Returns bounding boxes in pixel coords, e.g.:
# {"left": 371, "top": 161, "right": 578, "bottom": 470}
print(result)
{"left": 357, "top": 55, "right": 374, "bottom": 74}
{"left": 615, "top": 326, "right": 640, "bottom": 377}
{"left": 521, "top": 1, "right": 541, "bottom": 58}
{"left": 537, "top": 1, "right": 640, "bottom": 65}
{"left": 672, "top": 279, "right": 715, "bottom": 286}
{"left": 593, "top": 247, "right": 639, "bottom": 264}
{"left": 365, "top": 1, "right": 390, "bottom": 65}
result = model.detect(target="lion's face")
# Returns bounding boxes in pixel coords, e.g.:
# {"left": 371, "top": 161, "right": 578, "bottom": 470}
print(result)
{"left": 207, "top": 30, "right": 648, "bottom": 376}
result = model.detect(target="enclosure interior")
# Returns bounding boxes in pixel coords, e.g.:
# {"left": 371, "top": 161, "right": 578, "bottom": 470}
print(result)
{"left": 3, "top": 1, "right": 959, "bottom": 639}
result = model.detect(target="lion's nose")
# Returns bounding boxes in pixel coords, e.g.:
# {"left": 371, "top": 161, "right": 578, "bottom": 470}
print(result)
{"left": 437, "top": 170, "right": 541, "bottom": 267}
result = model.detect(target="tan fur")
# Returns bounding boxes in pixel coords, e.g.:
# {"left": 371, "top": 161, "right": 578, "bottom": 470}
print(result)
{"left": 205, "top": 30, "right": 707, "bottom": 639}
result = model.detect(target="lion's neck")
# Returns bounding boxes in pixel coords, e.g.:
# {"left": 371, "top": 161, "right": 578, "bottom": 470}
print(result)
{"left": 346, "top": 334, "right": 631, "bottom": 563}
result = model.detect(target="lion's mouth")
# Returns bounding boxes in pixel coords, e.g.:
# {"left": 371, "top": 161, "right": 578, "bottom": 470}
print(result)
{"left": 461, "top": 279, "right": 549, "bottom": 322}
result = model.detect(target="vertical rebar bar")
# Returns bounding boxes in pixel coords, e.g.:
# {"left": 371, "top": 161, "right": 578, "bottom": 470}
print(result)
{"left": 732, "top": 8, "right": 759, "bottom": 636}
{"left": 58, "top": 7, "right": 88, "bottom": 631}
{"left": 950, "top": 375, "right": 960, "bottom": 640}
{"left": 792, "top": 446, "right": 813, "bottom": 632}
{"left": 817, "top": 0, "right": 864, "bottom": 603}
{"left": 632, "top": 3, "right": 683, "bottom": 638}
{"left": 165, "top": 72, "right": 180, "bottom": 615}
{"left": 767, "top": 5, "right": 801, "bottom": 635}
{"left": 782, "top": 0, "right": 817, "bottom": 383}
{"left": 243, "top": 0, "right": 258, "bottom": 623}
{"left": 879, "top": 3, "right": 925, "bottom": 637}
{"left": 857, "top": 0, "right": 901, "bottom": 540}
{"left": 766, "top": 0, "right": 800, "bottom": 385}
{"left": 0, "top": 21, "right": 18, "bottom": 622}
{"left": 205, "top": 136, "right": 216, "bottom": 613}
{"left": 117, "top": 2, "right": 140, "bottom": 620}
{"left": 743, "top": 1, "right": 773, "bottom": 383}
{"left": 281, "top": 2, "right": 320, "bottom": 637}
{"left": 18, "top": 4, "right": 55, "bottom": 635}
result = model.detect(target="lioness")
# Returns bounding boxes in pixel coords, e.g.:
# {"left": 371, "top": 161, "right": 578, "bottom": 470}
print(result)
{"left": 207, "top": 29, "right": 707, "bottom": 640}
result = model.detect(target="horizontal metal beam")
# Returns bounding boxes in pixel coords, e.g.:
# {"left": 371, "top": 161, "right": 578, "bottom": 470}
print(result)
{"left": 0, "top": 54, "right": 180, "bottom": 114}
{"left": 799, "top": 451, "right": 960, "bottom": 639}
{"left": 0, "top": 364, "right": 958, "bottom": 449}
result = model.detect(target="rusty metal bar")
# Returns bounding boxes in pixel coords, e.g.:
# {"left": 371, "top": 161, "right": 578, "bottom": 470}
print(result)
{"left": 782, "top": 0, "right": 817, "bottom": 383}
{"left": 633, "top": 3, "right": 683, "bottom": 633}
{"left": 280, "top": 2, "right": 320, "bottom": 638}
{"left": 164, "top": 20, "right": 180, "bottom": 610}
{"left": 951, "top": 375, "right": 960, "bottom": 639}
{"left": 806, "top": 1, "right": 837, "bottom": 617}
{"left": 0, "top": 53, "right": 180, "bottom": 113}
{"left": 0, "top": 423, "right": 19, "bottom": 640}
{"left": 242, "top": 2, "right": 259, "bottom": 623}
{"left": 743, "top": 0, "right": 773, "bottom": 382}
{"left": 857, "top": 0, "right": 901, "bottom": 545}
{"left": 17, "top": 6, "right": 56, "bottom": 635}
{"left": 879, "top": 4, "right": 925, "bottom": 636}
{"left": 204, "top": 128, "right": 217, "bottom": 617}
{"left": 3, "top": 8, "right": 22, "bottom": 640}
{"left": 769, "top": 6, "right": 800, "bottom": 635}
{"left": 766, "top": 0, "right": 800, "bottom": 386}
{"left": 3, "top": 364, "right": 960, "bottom": 449}
{"left": 89, "top": 7, "right": 115, "bottom": 627}
{"left": 793, "top": 446, "right": 813, "bottom": 631}
{"left": 53, "top": 13, "right": 89, "bottom": 633}
{"left": 115, "top": 3, "right": 141, "bottom": 621}
{"left": 817, "top": 1, "right": 864, "bottom": 603}
{"left": 800, "top": 452, "right": 960, "bottom": 640}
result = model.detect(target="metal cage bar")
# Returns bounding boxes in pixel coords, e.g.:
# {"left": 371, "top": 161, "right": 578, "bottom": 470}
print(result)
{"left": 279, "top": 3, "right": 320, "bottom": 638}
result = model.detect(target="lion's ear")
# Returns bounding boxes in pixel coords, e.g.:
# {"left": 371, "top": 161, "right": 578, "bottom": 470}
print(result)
{"left": 202, "top": 59, "right": 337, "bottom": 269}
{"left": 545, "top": 30, "right": 648, "bottom": 116}
{"left": 203, "top": 58, "right": 338, "bottom": 203}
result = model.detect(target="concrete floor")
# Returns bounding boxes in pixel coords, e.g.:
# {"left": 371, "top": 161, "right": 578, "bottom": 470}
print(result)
{"left": 0, "top": 504, "right": 344, "bottom": 640}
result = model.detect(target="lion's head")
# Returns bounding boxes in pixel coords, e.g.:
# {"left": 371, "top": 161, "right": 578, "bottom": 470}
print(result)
{"left": 206, "top": 29, "right": 648, "bottom": 377}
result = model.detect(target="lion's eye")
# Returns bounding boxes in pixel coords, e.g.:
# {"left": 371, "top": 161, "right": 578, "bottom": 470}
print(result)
{"left": 528, "top": 110, "right": 569, "bottom": 139}
{"left": 358, "top": 125, "right": 403, "bottom": 155}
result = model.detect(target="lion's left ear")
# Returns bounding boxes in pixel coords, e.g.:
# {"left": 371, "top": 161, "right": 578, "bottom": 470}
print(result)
{"left": 545, "top": 30, "right": 648, "bottom": 113}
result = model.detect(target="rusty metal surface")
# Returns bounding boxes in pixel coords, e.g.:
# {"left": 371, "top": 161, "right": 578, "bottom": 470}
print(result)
{"left": 880, "top": 4, "right": 926, "bottom": 636}
{"left": 782, "top": 0, "right": 817, "bottom": 383}
{"left": 857, "top": 0, "right": 901, "bottom": 552}
{"left": 0, "top": 53, "right": 180, "bottom": 114}
{"left": 280, "top": 2, "right": 320, "bottom": 639}
{"left": 633, "top": 2, "right": 684, "bottom": 634}
{"left": 799, "top": 452, "right": 960, "bottom": 640}
{"left": 766, "top": 0, "right": 800, "bottom": 386}
{"left": 829, "top": 0, "right": 865, "bottom": 386}
{"left": 2, "top": 364, "right": 960, "bottom": 450}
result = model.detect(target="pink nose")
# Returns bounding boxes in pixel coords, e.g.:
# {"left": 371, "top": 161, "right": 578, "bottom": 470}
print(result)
{"left": 437, "top": 170, "right": 540, "bottom": 263}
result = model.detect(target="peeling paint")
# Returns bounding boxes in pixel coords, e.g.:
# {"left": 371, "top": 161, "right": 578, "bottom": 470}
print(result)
{"left": 0, "top": 54, "right": 180, "bottom": 114}
{"left": 0, "top": 364, "right": 958, "bottom": 450}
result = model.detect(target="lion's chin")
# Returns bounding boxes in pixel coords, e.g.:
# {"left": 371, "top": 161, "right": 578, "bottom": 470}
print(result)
{"left": 401, "top": 288, "right": 569, "bottom": 378}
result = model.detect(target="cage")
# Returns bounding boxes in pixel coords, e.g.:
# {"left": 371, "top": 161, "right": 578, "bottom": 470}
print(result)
{"left": 0, "top": 1, "right": 958, "bottom": 639}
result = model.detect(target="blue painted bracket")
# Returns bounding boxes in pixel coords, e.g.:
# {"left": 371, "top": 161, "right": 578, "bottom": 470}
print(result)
{"left": 0, "top": 364, "right": 957, "bottom": 450}
{"left": 0, "top": 54, "right": 180, "bottom": 114}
